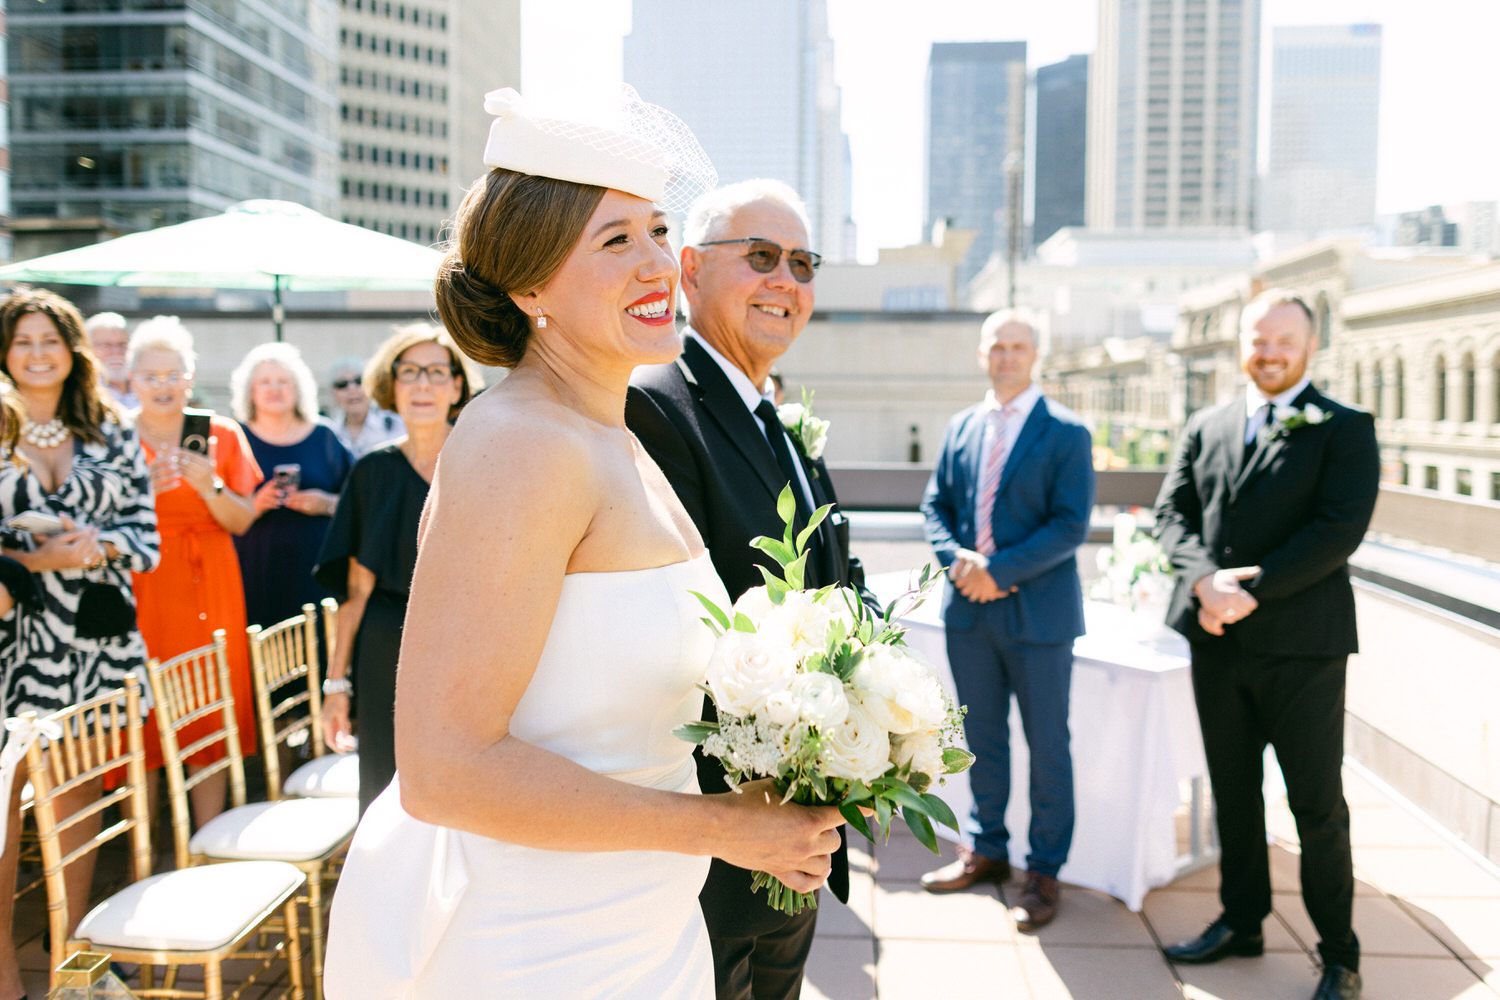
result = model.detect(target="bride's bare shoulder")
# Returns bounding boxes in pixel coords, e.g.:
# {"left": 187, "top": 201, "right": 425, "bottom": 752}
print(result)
{"left": 434, "top": 380, "right": 598, "bottom": 499}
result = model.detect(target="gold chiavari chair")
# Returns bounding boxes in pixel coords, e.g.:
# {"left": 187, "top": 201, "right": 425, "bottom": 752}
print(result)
{"left": 25, "top": 673, "right": 306, "bottom": 999}
{"left": 148, "top": 632, "right": 358, "bottom": 1000}
{"left": 248, "top": 600, "right": 357, "bottom": 800}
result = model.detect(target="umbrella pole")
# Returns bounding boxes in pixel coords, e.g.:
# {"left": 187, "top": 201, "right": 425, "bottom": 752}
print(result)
{"left": 273, "top": 278, "right": 285, "bottom": 342}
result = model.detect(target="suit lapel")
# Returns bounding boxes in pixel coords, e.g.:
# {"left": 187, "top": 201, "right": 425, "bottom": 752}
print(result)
{"left": 1220, "top": 401, "right": 1252, "bottom": 499}
{"left": 959, "top": 409, "right": 989, "bottom": 511}
{"left": 680, "top": 339, "right": 786, "bottom": 500}
{"left": 995, "top": 401, "right": 1049, "bottom": 501}
{"left": 1234, "top": 384, "right": 1317, "bottom": 495}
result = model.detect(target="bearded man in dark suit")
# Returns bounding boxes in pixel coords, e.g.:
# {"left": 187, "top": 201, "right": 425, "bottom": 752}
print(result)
{"left": 626, "top": 178, "right": 872, "bottom": 1000}
{"left": 1154, "top": 289, "right": 1380, "bottom": 1000}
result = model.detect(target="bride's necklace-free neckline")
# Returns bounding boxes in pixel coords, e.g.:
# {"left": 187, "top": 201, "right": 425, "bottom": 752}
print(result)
{"left": 21, "top": 418, "right": 70, "bottom": 449}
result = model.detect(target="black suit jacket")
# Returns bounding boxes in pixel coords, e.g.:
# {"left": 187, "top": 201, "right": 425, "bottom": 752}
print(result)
{"left": 627, "top": 335, "right": 868, "bottom": 936}
{"left": 1153, "top": 383, "right": 1380, "bottom": 657}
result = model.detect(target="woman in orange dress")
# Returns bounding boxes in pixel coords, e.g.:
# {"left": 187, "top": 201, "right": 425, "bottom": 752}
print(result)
{"left": 127, "top": 316, "right": 263, "bottom": 828}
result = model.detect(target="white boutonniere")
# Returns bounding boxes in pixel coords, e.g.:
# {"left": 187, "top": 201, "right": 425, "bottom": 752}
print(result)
{"left": 1271, "top": 402, "right": 1330, "bottom": 438}
{"left": 778, "top": 390, "right": 830, "bottom": 464}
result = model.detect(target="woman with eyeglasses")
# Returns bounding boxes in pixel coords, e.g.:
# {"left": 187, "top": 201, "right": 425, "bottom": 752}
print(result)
{"left": 314, "top": 324, "right": 481, "bottom": 813}
{"left": 0, "top": 289, "right": 158, "bottom": 1000}
{"left": 329, "top": 356, "right": 405, "bottom": 459}
{"left": 230, "top": 342, "right": 353, "bottom": 630}
{"left": 127, "top": 316, "right": 264, "bottom": 826}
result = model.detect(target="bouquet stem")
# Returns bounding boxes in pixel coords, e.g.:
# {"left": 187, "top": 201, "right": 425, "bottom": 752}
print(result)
{"left": 750, "top": 871, "right": 819, "bottom": 915}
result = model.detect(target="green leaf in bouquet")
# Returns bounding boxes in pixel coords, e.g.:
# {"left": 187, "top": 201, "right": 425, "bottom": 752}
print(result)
{"left": 822, "top": 619, "right": 848, "bottom": 661}
{"left": 776, "top": 484, "right": 797, "bottom": 530}
{"left": 942, "top": 747, "right": 976, "bottom": 774}
{"left": 907, "top": 770, "right": 932, "bottom": 794}
{"left": 829, "top": 642, "right": 858, "bottom": 681}
{"left": 690, "top": 590, "right": 730, "bottom": 632}
{"left": 838, "top": 800, "right": 875, "bottom": 842}
{"left": 840, "top": 781, "right": 874, "bottom": 805}
{"left": 811, "top": 771, "right": 829, "bottom": 802}
{"left": 755, "top": 566, "right": 791, "bottom": 604}
{"left": 802, "top": 652, "right": 830, "bottom": 675}
{"left": 881, "top": 777, "right": 932, "bottom": 817}
{"left": 874, "top": 795, "right": 893, "bottom": 831}
{"left": 919, "top": 791, "right": 959, "bottom": 832}
{"left": 732, "top": 611, "right": 757, "bottom": 633}
{"left": 902, "top": 804, "right": 939, "bottom": 852}
{"left": 751, "top": 535, "right": 797, "bottom": 569}
{"left": 783, "top": 551, "right": 809, "bottom": 592}
{"left": 795, "top": 503, "right": 833, "bottom": 553}
{"left": 672, "top": 721, "right": 720, "bottom": 743}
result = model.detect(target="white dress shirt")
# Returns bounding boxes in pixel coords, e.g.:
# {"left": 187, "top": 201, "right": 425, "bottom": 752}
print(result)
{"left": 1244, "top": 377, "right": 1311, "bottom": 445}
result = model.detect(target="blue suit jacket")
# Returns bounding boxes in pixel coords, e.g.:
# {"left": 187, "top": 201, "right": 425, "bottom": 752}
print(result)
{"left": 921, "top": 395, "right": 1096, "bottom": 644}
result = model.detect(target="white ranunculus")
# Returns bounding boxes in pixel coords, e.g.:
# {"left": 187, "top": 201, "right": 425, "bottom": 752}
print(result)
{"left": 758, "top": 590, "right": 838, "bottom": 660}
{"left": 706, "top": 631, "right": 798, "bottom": 718}
{"left": 731, "top": 585, "right": 776, "bottom": 628}
{"left": 890, "top": 727, "right": 945, "bottom": 784}
{"left": 819, "top": 699, "right": 892, "bottom": 782}
{"left": 790, "top": 672, "right": 849, "bottom": 728}
{"left": 849, "top": 645, "right": 947, "bottom": 735}
{"left": 760, "top": 690, "right": 801, "bottom": 728}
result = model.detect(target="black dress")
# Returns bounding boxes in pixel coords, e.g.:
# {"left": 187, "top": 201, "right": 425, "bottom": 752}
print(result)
{"left": 313, "top": 444, "right": 427, "bottom": 813}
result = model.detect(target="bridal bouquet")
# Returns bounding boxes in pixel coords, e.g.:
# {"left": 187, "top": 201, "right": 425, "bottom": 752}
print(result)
{"left": 677, "top": 487, "right": 974, "bottom": 914}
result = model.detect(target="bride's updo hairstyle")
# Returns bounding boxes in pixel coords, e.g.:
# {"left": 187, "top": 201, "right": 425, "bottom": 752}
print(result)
{"left": 436, "top": 86, "right": 716, "bottom": 369}
{"left": 435, "top": 171, "right": 604, "bottom": 368}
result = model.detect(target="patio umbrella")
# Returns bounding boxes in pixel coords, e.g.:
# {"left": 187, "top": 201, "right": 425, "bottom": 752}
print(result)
{"left": 0, "top": 199, "right": 444, "bottom": 341}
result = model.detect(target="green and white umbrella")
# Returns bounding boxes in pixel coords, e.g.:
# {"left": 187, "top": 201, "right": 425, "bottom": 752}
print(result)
{"left": 0, "top": 200, "right": 443, "bottom": 341}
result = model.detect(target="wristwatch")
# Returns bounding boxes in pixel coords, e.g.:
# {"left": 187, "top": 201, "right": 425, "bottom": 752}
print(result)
{"left": 322, "top": 677, "right": 353, "bottom": 696}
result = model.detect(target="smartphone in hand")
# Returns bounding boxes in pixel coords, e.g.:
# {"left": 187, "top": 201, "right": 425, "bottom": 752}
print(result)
{"left": 7, "top": 510, "right": 66, "bottom": 535}
{"left": 273, "top": 463, "right": 302, "bottom": 495}
{"left": 180, "top": 409, "right": 213, "bottom": 455}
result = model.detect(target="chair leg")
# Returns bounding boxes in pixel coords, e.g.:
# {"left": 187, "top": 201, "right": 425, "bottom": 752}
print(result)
{"left": 305, "top": 870, "right": 325, "bottom": 1000}
{"left": 204, "top": 958, "right": 223, "bottom": 1000}
{"left": 284, "top": 895, "right": 306, "bottom": 1000}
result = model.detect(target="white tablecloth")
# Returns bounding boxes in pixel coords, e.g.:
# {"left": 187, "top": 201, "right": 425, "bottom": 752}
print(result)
{"left": 872, "top": 573, "right": 1209, "bottom": 911}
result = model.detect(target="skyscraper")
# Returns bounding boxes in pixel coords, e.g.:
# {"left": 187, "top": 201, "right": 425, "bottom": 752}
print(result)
{"left": 335, "top": 0, "right": 520, "bottom": 245}
{"left": 6, "top": 2, "right": 340, "bottom": 241}
{"left": 1261, "top": 24, "right": 1381, "bottom": 237}
{"left": 1087, "top": 0, "right": 1260, "bottom": 231}
{"left": 924, "top": 41, "right": 1028, "bottom": 286}
{"left": 1034, "top": 54, "right": 1089, "bottom": 247}
{"left": 623, "top": 0, "right": 853, "bottom": 259}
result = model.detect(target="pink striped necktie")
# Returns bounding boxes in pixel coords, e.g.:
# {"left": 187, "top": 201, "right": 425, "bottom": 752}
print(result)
{"left": 974, "top": 404, "right": 1015, "bottom": 556}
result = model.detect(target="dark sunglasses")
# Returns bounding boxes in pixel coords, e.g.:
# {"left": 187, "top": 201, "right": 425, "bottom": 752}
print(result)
{"left": 332, "top": 377, "right": 361, "bottom": 390}
{"left": 697, "top": 238, "right": 822, "bottom": 283}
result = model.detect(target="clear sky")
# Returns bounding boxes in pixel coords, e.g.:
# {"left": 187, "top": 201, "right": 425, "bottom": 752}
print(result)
{"left": 522, "top": 0, "right": 1500, "bottom": 261}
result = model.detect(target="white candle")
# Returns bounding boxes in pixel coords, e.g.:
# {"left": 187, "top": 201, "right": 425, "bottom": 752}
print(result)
{"left": 1113, "top": 512, "right": 1136, "bottom": 552}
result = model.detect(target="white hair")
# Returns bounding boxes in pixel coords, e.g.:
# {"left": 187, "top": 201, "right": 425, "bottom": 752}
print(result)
{"left": 127, "top": 315, "right": 197, "bottom": 373}
{"left": 84, "top": 311, "right": 128, "bottom": 336}
{"left": 683, "top": 179, "right": 813, "bottom": 248}
{"left": 329, "top": 356, "right": 365, "bottom": 382}
{"left": 230, "top": 342, "right": 320, "bottom": 423}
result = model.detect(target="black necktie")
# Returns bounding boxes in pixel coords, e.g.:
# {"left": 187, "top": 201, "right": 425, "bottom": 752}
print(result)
{"left": 1242, "top": 402, "right": 1273, "bottom": 468}
{"left": 755, "top": 399, "right": 812, "bottom": 525}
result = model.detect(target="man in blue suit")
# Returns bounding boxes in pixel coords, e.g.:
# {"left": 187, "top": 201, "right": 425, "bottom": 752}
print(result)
{"left": 918, "top": 309, "right": 1095, "bottom": 930}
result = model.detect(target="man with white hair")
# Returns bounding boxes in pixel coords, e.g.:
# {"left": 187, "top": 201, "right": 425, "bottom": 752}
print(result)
{"left": 85, "top": 311, "right": 137, "bottom": 408}
{"left": 918, "top": 309, "right": 1095, "bottom": 931}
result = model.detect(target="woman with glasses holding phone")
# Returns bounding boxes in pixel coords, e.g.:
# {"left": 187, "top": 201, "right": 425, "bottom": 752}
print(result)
{"left": 314, "top": 324, "right": 481, "bottom": 813}
{"left": 230, "top": 342, "right": 354, "bottom": 629}
{"left": 127, "top": 316, "right": 265, "bottom": 826}
{"left": 0, "top": 289, "right": 159, "bottom": 1000}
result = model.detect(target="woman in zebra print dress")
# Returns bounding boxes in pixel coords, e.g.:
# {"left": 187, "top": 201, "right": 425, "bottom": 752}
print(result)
{"left": 0, "top": 289, "right": 159, "bottom": 1000}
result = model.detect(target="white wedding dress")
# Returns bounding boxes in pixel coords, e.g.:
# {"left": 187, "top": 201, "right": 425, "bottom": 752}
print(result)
{"left": 324, "top": 554, "right": 725, "bottom": 999}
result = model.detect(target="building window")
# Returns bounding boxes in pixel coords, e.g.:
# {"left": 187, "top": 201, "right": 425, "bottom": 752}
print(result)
{"left": 1462, "top": 352, "right": 1477, "bottom": 422}
{"left": 1456, "top": 469, "right": 1473, "bottom": 496}
{"left": 1425, "top": 466, "right": 1440, "bottom": 491}
{"left": 1352, "top": 362, "right": 1362, "bottom": 406}
{"left": 1395, "top": 358, "right": 1405, "bottom": 419}
{"left": 1317, "top": 297, "right": 1332, "bottom": 349}
{"left": 1434, "top": 355, "right": 1447, "bottom": 420}
{"left": 1372, "top": 362, "right": 1384, "bottom": 418}
{"left": 1492, "top": 472, "right": 1500, "bottom": 500}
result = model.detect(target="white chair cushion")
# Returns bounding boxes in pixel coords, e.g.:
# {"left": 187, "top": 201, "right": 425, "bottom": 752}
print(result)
{"left": 283, "top": 752, "right": 360, "bottom": 798}
{"left": 76, "top": 860, "right": 304, "bottom": 952}
{"left": 191, "top": 797, "right": 359, "bottom": 863}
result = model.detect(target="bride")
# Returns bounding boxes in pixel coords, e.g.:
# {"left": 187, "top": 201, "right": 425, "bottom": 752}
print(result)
{"left": 323, "top": 89, "right": 845, "bottom": 998}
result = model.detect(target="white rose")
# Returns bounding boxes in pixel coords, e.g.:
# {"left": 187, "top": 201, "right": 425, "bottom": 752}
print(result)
{"left": 790, "top": 672, "right": 849, "bottom": 728}
{"left": 705, "top": 631, "right": 798, "bottom": 718}
{"left": 799, "top": 416, "right": 830, "bottom": 461}
{"left": 1273, "top": 405, "right": 1298, "bottom": 425}
{"left": 731, "top": 585, "right": 776, "bottom": 628}
{"left": 819, "top": 699, "right": 892, "bottom": 782}
{"left": 758, "top": 590, "right": 838, "bottom": 660}
{"left": 1304, "top": 403, "right": 1328, "bottom": 423}
{"left": 890, "top": 727, "right": 945, "bottom": 783}
{"left": 850, "top": 645, "right": 947, "bottom": 735}
{"left": 760, "top": 690, "right": 801, "bottom": 728}
{"left": 777, "top": 402, "right": 807, "bottom": 428}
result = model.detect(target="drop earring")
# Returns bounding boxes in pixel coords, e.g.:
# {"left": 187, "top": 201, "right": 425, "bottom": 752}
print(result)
{"left": 536, "top": 311, "right": 547, "bottom": 328}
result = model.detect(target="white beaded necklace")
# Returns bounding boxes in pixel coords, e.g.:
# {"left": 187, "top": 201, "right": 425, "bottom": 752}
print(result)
{"left": 21, "top": 418, "right": 71, "bottom": 449}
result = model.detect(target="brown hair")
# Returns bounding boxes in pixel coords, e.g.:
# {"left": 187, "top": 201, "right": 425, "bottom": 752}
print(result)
{"left": 434, "top": 168, "right": 605, "bottom": 368}
{"left": 0, "top": 288, "right": 117, "bottom": 445}
{"left": 364, "top": 322, "right": 483, "bottom": 421}
{"left": 0, "top": 377, "right": 25, "bottom": 467}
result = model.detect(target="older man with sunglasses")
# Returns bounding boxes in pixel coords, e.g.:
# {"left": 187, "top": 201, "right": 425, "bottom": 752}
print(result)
{"left": 627, "top": 179, "right": 874, "bottom": 1000}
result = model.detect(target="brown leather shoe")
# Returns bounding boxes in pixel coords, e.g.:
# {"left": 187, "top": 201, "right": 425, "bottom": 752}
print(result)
{"left": 1011, "top": 871, "right": 1060, "bottom": 930}
{"left": 919, "top": 845, "right": 1011, "bottom": 894}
